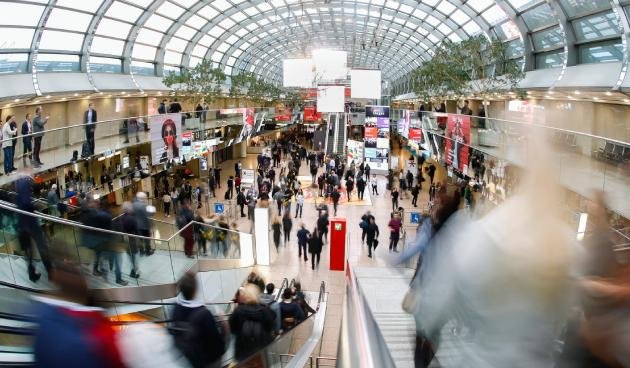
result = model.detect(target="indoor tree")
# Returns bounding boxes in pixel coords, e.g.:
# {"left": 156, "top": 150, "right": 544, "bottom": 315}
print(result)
{"left": 163, "top": 59, "right": 226, "bottom": 104}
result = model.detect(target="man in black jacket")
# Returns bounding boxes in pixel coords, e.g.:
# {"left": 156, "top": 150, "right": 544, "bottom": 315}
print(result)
{"left": 84, "top": 103, "right": 97, "bottom": 155}
{"left": 171, "top": 272, "right": 225, "bottom": 368}
{"left": 365, "top": 217, "right": 380, "bottom": 258}
{"left": 21, "top": 113, "right": 33, "bottom": 164}
{"left": 296, "top": 224, "right": 310, "bottom": 262}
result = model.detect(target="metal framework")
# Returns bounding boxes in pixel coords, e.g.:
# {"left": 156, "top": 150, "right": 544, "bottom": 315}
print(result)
{"left": 0, "top": 0, "right": 628, "bottom": 91}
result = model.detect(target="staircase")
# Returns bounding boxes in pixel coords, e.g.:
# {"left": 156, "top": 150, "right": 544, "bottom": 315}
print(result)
{"left": 372, "top": 313, "right": 416, "bottom": 368}
{"left": 325, "top": 113, "right": 347, "bottom": 155}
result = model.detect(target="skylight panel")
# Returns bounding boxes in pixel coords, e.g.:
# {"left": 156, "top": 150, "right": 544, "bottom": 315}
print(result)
{"left": 186, "top": 15, "right": 207, "bottom": 29}
{"left": 91, "top": 36, "right": 125, "bottom": 54}
{"left": 451, "top": 9, "right": 470, "bottom": 25}
{"left": 105, "top": 2, "right": 143, "bottom": 23}
{"left": 167, "top": 37, "right": 188, "bottom": 52}
{"left": 192, "top": 44, "right": 208, "bottom": 57}
{"left": 175, "top": 25, "right": 197, "bottom": 40}
{"left": 39, "top": 30, "right": 84, "bottom": 51}
{"left": 0, "top": 28, "right": 35, "bottom": 49}
{"left": 56, "top": 0, "right": 103, "bottom": 12}
{"left": 437, "top": 0, "right": 456, "bottom": 14}
{"left": 164, "top": 50, "right": 183, "bottom": 65}
{"left": 132, "top": 44, "right": 157, "bottom": 60}
{"left": 145, "top": 14, "right": 174, "bottom": 32}
{"left": 96, "top": 18, "right": 132, "bottom": 39}
{"left": 482, "top": 5, "right": 508, "bottom": 25}
{"left": 0, "top": 3, "right": 44, "bottom": 26}
{"left": 199, "top": 6, "right": 219, "bottom": 19}
{"left": 136, "top": 28, "right": 163, "bottom": 45}
{"left": 213, "top": 0, "right": 232, "bottom": 12}
{"left": 156, "top": 1, "right": 186, "bottom": 19}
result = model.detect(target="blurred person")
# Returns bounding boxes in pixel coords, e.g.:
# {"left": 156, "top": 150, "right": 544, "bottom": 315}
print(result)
{"left": 411, "top": 183, "right": 421, "bottom": 207}
{"left": 282, "top": 212, "right": 293, "bottom": 244}
{"left": 406, "top": 170, "right": 414, "bottom": 190}
{"left": 32, "top": 261, "right": 126, "bottom": 367}
{"left": 9, "top": 114, "right": 17, "bottom": 171}
{"left": 247, "top": 189, "right": 257, "bottom": 221}
{"left": 133, "top": 192, "right": 153, "bottom": 256}
{"left": 47, "top": 184, "right": 60, "bottom": 217}
{"left": 158, "top": 99, "right": 167, "bottom": 114}
{"left": 217, "top": 216, "right": 229, "bottom": 257}
{"left": 360, "top": 211, "right": 374, "bottom": 244}
{"left": 271, "top": 215, "right": 282, "bottom": 251}
{"left": 365, "top": 217, "right": 379, "bottom": 258}
{"left": 317, "top": 210, "right": 329, "bottom": 244}
{"left": 84, "top": 102, "right": 97, "bottom": 155}
{"left": 121, "top": 202, "right": 140, "bottom": 279}
{"left": 357, "top": 175, "right": 366, "bottom": 201}
{"left": 388, "top": 213, "right": 402, "bottom": 253}
{"left": 195, "top": 103, "right": 203, "bottom": 119}
{"left": 295, "top": 189, "right": 304, "bottom": 218}
{"left": 427, "top": 164, "right": 436, "bottom": 185}
{"left": 407, "top": 153, "right": 573, "bottom": 368}
{"left": 237, "top": 189, "right": 246, "bottom": 217}
{"left": 297, "top": 223, "right": 310, "bottom": 262}
{"left": 16, "top": 171, "right": 52, "bottom": 281}
{"left": 229, "top": 284, "right": 276, "bottom": 361}
{"left": 331, "top": 187, "right": 340, "bottom": 216}
{"left": 194, "top": 209, "right": 207, "bottom": 257}
{"left": 258, "top": 283, "right": 281, "bottom": 334}
{"left": 170, "top": 272, "right": 226, "bottom": 368}
{"left": 21, "top": 113, "right": 33, "bottom": 165}
{"left": 171, "top": 188, "right": 179, "bottom": 215}
{"left": 32, "top": 106, "right": 49, "bottom": 167}
{"left": 176, "top": 200, "right": 195, "bottom": 258}
{"left": 308, "top": 227, "right": 323, "bottom": 270}
{"left": 2, "top": 115, "right": 17, "bottom": 174}
{"left": 280, "top": 288, "right": 304, "bottom": 331}
{"left": 346, "top": 176, "right": 354, "bottom": 202}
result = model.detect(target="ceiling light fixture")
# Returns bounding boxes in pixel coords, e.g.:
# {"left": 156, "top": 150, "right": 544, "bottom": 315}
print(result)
{"left": 574, "top": 90, "right": 581, "bottom": 95}
{"left": 74, "top": 93, "right": 79, "bottom": 97}
{"left": 14, "top": 98, "right": 20, "bottom": 103}
{"left": 605, "top": 91, "right": 612, "bottom": 96}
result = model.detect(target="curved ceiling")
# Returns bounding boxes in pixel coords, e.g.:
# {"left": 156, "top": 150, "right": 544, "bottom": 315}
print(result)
{"left": 0, "top": 0, "right": 627, "bottom": 89}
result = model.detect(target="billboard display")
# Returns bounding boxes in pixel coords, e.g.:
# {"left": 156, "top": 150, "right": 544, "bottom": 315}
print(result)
{"left": 150, "top": 113, "right": 182, "bottom": 165}
{"left": 445, "top": 114, "right": 471, "bottom": 172}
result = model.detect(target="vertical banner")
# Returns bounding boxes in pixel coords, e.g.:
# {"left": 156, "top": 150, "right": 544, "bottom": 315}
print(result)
{"left": 445, "top": 114, "right": 471, "bottom": 172}
{"left": 346, "top": 139, "right": 364, "bottom": 166}
{"left": 365, "top": 105, "right": 391, "bottom": 171}
{"left": 150, "top": 113, "right": 182, "bottom": 165}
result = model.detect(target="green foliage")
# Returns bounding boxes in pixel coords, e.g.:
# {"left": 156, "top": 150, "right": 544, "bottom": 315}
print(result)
{"left": 163, "top": 59, "right": 225, "bottom": 104}
{"left": 412, "top": 35, "right": 524, "bottom": 101}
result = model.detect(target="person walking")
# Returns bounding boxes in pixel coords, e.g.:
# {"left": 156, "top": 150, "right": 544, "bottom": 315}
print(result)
{"left": 272, "top": 215, "right": 282, "bottom": 251}
{"left": 406, "top": 170, "right": 414, "bottom": 190}
{"left": 237, "top": 190, "right": 246, "bottom": 217}
{"left": 282, "top": 212, "right": 293, "bottom": 244}
{"left": 411, "top": 183, "right": 420, "bottom": 207}
{"left": 133, "top": 192, "right": 153, "bottom": 256}
{"left": 84, "top": 102, "right": 97, "bottom": 155}
{"left": 296, "top": 224, "right": 310, "bottom": 262}
{"left": 9, "top": 116, "right": 17, "bottom": 172}
{"left": 356, "top": 176, "right": 366, "bottom": 201}
{"left": 230, "top": 284, "right": 275, "bottom": 361}
{"left": 346, "top": 177, "right": 354, "bottom": 202}
{"left": 47, "top": 184, "right": 60, "bottom": 217}
{"left": 32, "top": 106, "right": 49, "bottom": 167}
{"left": 365, "top": 163, "right": 371, "bottom": 180}
{"left": 171, "top": 188, "right": 179, "bottom": 215}
{"left": 371, "top": 175, "right": 379, "bottom": 195}
{"left": 317, "top": 210, "right": 329, "bottom": 244}
{"left": 388, "top": 213, "right": 402, "bottom": 253}
{"left": 360, "top": 211, "right": 374, "bottom": 244}
{"left": 331, "top": 187, "right": 341, "bottom": 216}
{"left": 2, "top": 115, "right": 17, "bottom": 175}
{"left": 162, "top": 191, "right": 172, "bottom": 217}
{"left": 295, "top": 189, "right": 304, "bottom": 218}
{"left": 428, "top": 164, "right": 436, "bottom": 185}
{"left": 21, "top": 113, "right": 33, "bottom": 165}
{"left": 226, "top": 176, "right": 234, "bottom": 200}
{"left": 121, "top": 202, "right": 140, "bottom": 279}
{"left": 308, "top": 227, "right": 323, "bottom": 270}
{"left": 365, "top": 217, "right": 380, "bottom": 258}
{"left": 391, "top": 187, "right": 399, "bottom": 210}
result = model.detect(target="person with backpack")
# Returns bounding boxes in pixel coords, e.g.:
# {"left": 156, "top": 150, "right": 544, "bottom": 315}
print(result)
{"left": 170, "top": 272, "right": 226, "bottom": 368}
{"left": 177, "top": 200, "right": 195, "bottom": 258}
{"left": 297, "top": 223, "right": 310, "bottom": 262}
{"left": 279, "top": 288, "right": 305, "bottom": 331}
{"left": 230, "top": 284, "right": 276, "bottom": 361}
{"left": 360, "top": 211, "right": 375, "bottom": 244}
{"left": 411, "top": 183, "right": 421, "bottom": 207}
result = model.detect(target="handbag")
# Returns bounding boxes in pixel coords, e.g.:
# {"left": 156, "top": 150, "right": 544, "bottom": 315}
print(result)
{"left": 373, "top": 239, "right": 379, "bottom": 249}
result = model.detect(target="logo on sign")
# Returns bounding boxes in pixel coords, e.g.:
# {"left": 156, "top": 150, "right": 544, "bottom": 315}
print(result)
{"left": 335, "top": 223, "right": 343, "bottom": 231}
{"left": 215, "top": 203, "right": 224, "bottom": 214}
{"left": 410, "top": 212, "right": 421, "bottom": 224}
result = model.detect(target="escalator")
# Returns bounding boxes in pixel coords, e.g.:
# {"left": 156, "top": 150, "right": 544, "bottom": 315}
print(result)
{"left": 0, "top": 278, "right": 327, "bottom": 367}
{"left": 0, "top": 198, "right": 254, "bottom": 301}
{"left": 325, "top": 113, "right": 347, "bottom": 156}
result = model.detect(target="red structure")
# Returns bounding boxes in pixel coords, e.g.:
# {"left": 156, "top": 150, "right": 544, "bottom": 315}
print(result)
{"left": 329, "top": 217, "right": 347, "bottom": 271}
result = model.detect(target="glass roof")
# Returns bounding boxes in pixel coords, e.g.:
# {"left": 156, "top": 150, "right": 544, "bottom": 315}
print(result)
{"left": 0, "top": 0, "right": 626, "bottom": 88}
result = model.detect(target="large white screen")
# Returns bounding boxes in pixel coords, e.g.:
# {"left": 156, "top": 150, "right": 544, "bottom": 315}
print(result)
{"left": 350, "top": 69, "right": 382, "bottom": 99}
{"left": 283, "top": 58, "right": 314, "bottom": 87}
{"left": 317, "top": 85, "right": 345, "bottom": 113}
{"left": 312, "top": 49, "right": 348, "bottom": 81}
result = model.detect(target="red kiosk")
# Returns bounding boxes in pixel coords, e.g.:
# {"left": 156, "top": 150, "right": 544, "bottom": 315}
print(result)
{"left": 329, "top": 217, "right": 347, "bottom": 271}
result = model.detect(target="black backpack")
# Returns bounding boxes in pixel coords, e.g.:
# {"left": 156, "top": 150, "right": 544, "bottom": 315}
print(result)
{"left": 169, "top": 308, "right": 206, "bottom": 365}
{"left": 240, "top": 318, "right": 266, "bottom": 346}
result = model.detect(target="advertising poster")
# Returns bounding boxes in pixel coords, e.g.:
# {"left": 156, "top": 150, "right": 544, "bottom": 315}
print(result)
{"left": 182, "top": 132, "right": 192, "bottom": 158}
{"left": 445, "top": 114, "right": 471, "bottom": 172}
{"left": 364, "top": 127, "right": 377, "bottom": 139}
{"left": 408, "top": 128, "right": 422, "bottom": 141}
{"left": 304, "top": 106, "right": 321, "bottom": 122}
{"left": 241, "top": 169, "right": 255, "bottom": 184}
{"left": 347, "top": 139, "right": 364, "bottom": 166}
{"left": 366, "top": 105, "right": 390, "bottom": 118}
{"left": 150, "top": 113, "right": 182, "bottom": 165}
{"left": 376, "top": 138, "right": 389, "bottom": 149}
{"left": 219, "top": 108, "right": 255, "bottom": 139}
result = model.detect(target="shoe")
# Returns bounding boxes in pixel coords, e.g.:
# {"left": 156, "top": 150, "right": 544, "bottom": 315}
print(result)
{"left": 146, "top": 249, "right": 155, "bottom": 256}
{"left": 29, "top": 272, "right": 41, "bottom": 282}
{"left": 116, "top": 280, "right": 129, "bottom": 286}
{"left": 93, "top": 269, "right": 103, "bottom": 276}
{"left": 393, "top": 249, "right": 399, "bottom": 253}
{"left": 130, "top": 271, "right": 140, "bottom": 279}
{"left": 187, "top": 255, "right": 195, "bottom": 259}
{"left": 368, "top": 254, "right": 372, "bottom": 258}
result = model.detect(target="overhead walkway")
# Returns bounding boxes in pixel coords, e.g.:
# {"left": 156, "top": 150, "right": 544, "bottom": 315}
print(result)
{"left": 0, "top": 277, "right": 328, "bottom": 367}
{"left": 0, "top": 107, "right": 277, "bottom": 188}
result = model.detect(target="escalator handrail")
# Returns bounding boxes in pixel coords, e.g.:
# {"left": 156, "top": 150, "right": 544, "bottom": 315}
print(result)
{"left": 275, "top": 278, "right": 288, "bottom": 302}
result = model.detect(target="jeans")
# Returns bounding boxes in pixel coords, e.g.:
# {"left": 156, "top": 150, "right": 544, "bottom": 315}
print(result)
{"left": 3, "top": 146, "right": 12, "bottom": 174}
{"left": 284, "top": 230, "right": 291, "bottom": 243}
{"left": 18, "top": 224, "right": 52, "bottom": 278}
{"left": 164, "top": 202, "right": 170, "bottom": 216}
{"left": 295, "top": 203, "right": 303, "bottom": 218}
{"left": 389, "top": 232, "right": 400, "bottom": 251}
{"left": 392, "top": 199, "right": 398, "bottom": 210}
{"left": 108, "top": 251, "right": 123, "bottom": 282}
{"left": 372, "top": 185, "right": 378, "bottom": 195}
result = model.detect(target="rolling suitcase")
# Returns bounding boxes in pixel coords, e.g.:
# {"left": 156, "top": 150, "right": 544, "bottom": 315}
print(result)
{"left": 81, "top": 142, "right": 91, "bottom": 158}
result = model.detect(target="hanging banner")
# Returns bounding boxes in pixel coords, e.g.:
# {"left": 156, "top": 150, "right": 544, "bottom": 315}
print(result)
{"left": 445, "top": 114, "right": 471, "bottom": 172}
{"left": 182, "top": 132, "right": 192, "bottom": 158}
{"left": 150, "top": 113, "right": 182, "bottom": 165}
{"left": 304, "top": 106, "right": 321, "bottom": 122}
{"left": 347, "top": 139, "right": 364, "bottom": 166}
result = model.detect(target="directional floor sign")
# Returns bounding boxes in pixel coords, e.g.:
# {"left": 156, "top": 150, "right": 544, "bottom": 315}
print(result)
{"left": 215, "top": 203, "right": 225, "bottom": 214}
